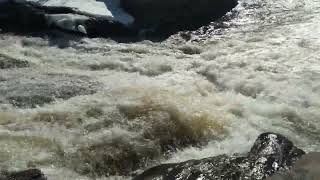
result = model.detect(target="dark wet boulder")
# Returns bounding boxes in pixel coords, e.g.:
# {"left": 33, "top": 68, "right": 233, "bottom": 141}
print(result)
{"left": 247, "top": 133, "right": 305, "bottom": 178}
{"left": 268, "top": 152, "right": 320, "bottom": 180}
{"left": 133, "top": 133, "right": 305, "bottom": 180}
{"left": 0, "top": 70, "right": 99, "bottom": 108}
{"left": 0, "top": 169, "right": 47, "bottom": 180}
{"left": 120, "top": 0, "right": 238, "bottom": 35}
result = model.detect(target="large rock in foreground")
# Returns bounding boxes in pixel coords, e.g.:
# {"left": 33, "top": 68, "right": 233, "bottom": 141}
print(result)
{"left": 133, "top": 133, "right": 305, "bottom": 180}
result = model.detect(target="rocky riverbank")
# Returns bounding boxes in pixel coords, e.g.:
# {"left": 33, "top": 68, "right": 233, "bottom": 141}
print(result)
{"left": 0, "top": 0, "right": 237, "bottom": 38}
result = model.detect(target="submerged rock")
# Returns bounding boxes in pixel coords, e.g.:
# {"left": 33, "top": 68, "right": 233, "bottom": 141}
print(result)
{"left": 0, "top": 70, "right": 99, "bottom": 108}
{"left": 269, "top": 152, "right": 320, "bottom": 180}
{"left": 133, "top": 133, "right": 305, "bottom": 180}
{"left": 0, "top": 169, "right": 47, "bottom": 180}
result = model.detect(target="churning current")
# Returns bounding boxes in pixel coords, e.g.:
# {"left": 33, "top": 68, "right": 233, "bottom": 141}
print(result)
{"left": 0, "top": 0, "right": 320, "bottom": 179}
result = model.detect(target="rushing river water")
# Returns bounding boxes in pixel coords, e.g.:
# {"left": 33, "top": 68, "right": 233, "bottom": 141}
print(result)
{"left": 0, "top": 0, "right": 320, "bottom": 179}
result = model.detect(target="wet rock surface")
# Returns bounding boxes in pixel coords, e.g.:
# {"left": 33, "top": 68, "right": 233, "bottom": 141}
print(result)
{"left": 133, "top": 133, "right": 305, "bottom": 180}
{"left": 0, "top": 169, "right": 47, "bottom": 180}
{"left": 269, "top": 152, "right": 320, "bottom": 180}
{"left": 0, "top": 70, "right": 99, "bottom": 108}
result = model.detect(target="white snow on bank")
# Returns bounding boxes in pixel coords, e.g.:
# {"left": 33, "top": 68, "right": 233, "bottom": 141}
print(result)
{"left": 45, "top": 14, "right": 89, "bottom": 34}
{"left": 27, "top": 0, "right": 134, "bottom": 25}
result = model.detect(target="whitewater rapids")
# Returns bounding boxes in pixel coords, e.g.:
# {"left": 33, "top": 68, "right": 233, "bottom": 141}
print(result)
{"left": 0, "top": 0, "right": 320, "bottom": 179}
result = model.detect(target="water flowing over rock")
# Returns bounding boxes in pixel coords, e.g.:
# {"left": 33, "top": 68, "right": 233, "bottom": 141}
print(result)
{"left": 133, "top": 133, "right": 305, "bottom": 180}
{"left": 0, "top": 70, "right": 99, "bottom": 108}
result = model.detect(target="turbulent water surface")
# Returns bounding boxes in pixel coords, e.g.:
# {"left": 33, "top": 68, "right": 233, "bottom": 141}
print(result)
{"left": 0, "top": 0, "right": 320, "bottom": 179}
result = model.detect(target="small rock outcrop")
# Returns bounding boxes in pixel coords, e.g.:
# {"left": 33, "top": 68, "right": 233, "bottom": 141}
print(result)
{"left": 133, "top": 133, "right": 305, "bottom": 180}
{"left": 0, "top": 169, "right": 46, "bottom": 180}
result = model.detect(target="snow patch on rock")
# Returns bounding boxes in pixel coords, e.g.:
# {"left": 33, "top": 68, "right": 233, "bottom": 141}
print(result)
{"left": 45, "top": 14, "right": 89, "bottom": 34}
{"left": 27, "top": 0, "right": 134, "bottom": 25}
